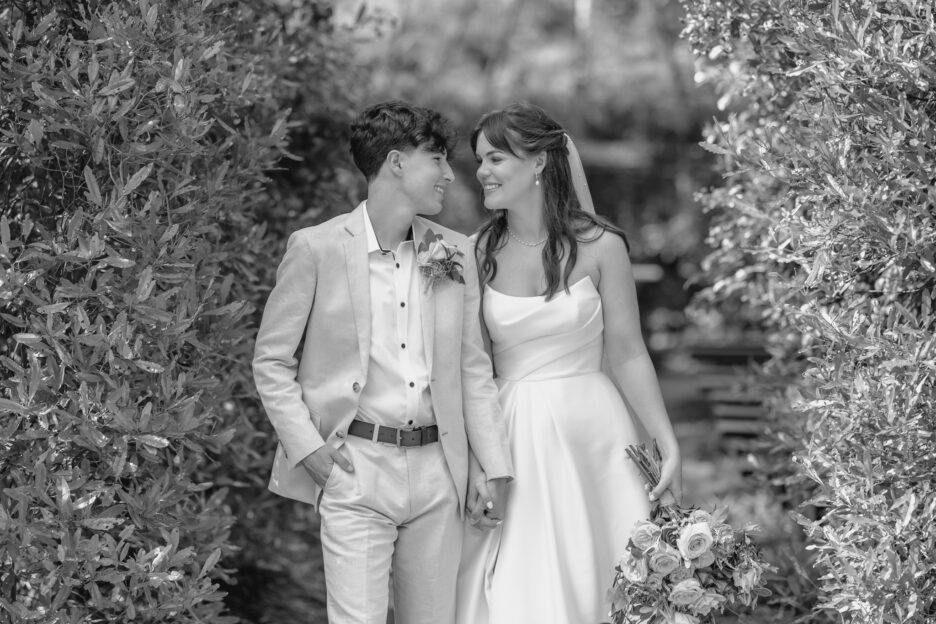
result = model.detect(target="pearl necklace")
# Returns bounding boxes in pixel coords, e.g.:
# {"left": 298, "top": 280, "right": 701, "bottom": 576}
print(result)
{"left": 507, "top": 226, "right": 547, "bottom": 247}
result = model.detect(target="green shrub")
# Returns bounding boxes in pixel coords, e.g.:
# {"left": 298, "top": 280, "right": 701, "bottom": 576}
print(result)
{"left": 203, "top": 2, "right": 367, "bottom": 621}
{"left": 682, "top": 0, "right": 936, "bottom": 621}
{"left": 0, "top": 1, "right": 362, "bottom": 621}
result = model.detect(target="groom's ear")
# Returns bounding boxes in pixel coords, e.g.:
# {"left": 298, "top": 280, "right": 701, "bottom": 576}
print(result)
{"left": 385, "top": 150, "right": 405, "bottom": 177}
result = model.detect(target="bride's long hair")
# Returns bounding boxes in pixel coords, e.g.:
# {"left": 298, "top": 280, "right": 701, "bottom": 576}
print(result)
{"left": 471, "top": 103, "right": 628, "bottom": 299}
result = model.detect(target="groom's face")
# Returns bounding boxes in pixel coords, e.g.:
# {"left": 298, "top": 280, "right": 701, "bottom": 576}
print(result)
{"left": 398, "top": 144, "right": 454, "bottom": 216}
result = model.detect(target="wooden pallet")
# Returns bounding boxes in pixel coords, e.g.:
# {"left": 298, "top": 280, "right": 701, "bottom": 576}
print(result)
{"left": 707, "top": 389, "right": 765, "bottom": 439}
{"left": 686, "top": 342, "right": 769, "bottom": 446}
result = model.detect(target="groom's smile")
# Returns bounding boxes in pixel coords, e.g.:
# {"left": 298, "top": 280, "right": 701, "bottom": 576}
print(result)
{"left": 400, "top": 144, "right": 454, "bottom": 215}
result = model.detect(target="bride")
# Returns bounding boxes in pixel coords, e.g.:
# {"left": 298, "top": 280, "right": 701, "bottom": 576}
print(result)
{"left": 456, "top": 102, "right": 682, "bottom": 624}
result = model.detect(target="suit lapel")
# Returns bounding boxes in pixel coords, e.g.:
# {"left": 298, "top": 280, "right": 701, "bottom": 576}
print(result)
{"left": 344, "top": 203, "right": 371, "bottom": 373}
{"left": 413, "top": 218, "right": 436, "bottom": 373}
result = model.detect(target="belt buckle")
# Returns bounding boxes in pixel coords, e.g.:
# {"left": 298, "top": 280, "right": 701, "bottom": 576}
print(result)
{"left": 397, "top": 425, "right": 421, "bottom": 446}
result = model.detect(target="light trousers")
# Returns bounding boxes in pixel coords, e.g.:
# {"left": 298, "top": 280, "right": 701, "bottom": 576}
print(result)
{"left": 319, "top": 435, "right": 462, "bottom": 624}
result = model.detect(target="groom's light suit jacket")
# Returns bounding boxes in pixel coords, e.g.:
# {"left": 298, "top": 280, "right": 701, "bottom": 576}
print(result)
{"left": 253, "top": 203, "right": 514, "bottom": 513}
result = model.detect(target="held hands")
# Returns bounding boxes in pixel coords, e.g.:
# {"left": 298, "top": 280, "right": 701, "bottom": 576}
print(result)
{"left": 466, "top": 455, "right": 508, "bottom": 529}
{"left": 468, "top": 476, "right": 509, "bottom": 529}
{"left": 300, "top": 444, "right": 354, "bottom": 488}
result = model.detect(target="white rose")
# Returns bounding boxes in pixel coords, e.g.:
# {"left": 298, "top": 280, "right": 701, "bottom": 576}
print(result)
{"left": 668, "top": 564, "right": 693, "bottom": 582}
{"left": 677, "top": 522, "right": 714, "bottom": 561}
{"left": 620, "top": 552, "right": 649, "bottom": 584}
{"left": 648, "top": 543, "right": 681, "bottom": 576}
{"left": 669, "top": 578, "right": 705, "bottom": 606}
{"left": 631, "top": 520, "right": 662, "bottom": 552}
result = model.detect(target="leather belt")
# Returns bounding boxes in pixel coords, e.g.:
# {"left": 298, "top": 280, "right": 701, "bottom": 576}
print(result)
{"left": 348, "top": 419, "right": 439, "bottom": 447}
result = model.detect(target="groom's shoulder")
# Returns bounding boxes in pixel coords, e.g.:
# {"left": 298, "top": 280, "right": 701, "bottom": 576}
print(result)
{"left": 289, "top": 210, "right": 355, "bottom": 245}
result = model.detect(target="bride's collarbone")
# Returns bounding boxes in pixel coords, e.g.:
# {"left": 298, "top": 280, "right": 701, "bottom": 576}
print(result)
{"left": 488, "top": 271, "right": 597, "bottom": 298}
{"left": 489, "top": 250, "right": 600, "bottom": 296}
{"left": 488, "top": 274, "right": 544, "bottom": 298}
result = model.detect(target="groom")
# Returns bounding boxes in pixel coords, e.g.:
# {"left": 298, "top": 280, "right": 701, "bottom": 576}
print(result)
{"left": 252, "top": 100, "right": 514, "bottom": 624}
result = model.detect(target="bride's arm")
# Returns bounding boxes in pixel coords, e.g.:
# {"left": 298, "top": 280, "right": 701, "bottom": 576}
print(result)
{"left": 466, "top": 232, "right": 504, "bottom": 528}
{"left": 469, "top": 232, "right": 496, "bottom": 366}
{"left": 595, "top": 231, "right": 682, "bottom": 504}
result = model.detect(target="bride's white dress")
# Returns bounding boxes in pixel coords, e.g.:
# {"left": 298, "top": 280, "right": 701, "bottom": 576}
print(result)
{"left": 456, "top": 276, "right": 651, "bottom": 624}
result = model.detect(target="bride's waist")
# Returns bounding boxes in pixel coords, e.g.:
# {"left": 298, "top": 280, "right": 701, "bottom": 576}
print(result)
{"left": 495, "top": 367, "right": 603, "bottom": 384}
{"left": 492, "top": 344, "right": 603, "bottom": 381}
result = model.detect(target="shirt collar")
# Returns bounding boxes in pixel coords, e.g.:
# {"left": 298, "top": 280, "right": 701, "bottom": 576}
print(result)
{"left": 362, "top": 201, "right": 414, "bottom": 254}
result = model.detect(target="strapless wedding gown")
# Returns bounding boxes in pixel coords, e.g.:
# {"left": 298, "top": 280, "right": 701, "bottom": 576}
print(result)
{"left": 456, "top": 277, "right": 650, "bottom": 624}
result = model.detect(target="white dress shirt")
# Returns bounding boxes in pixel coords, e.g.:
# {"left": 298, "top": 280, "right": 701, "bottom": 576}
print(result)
{"left": 357, "top": 203, "right": 435, "bottom": 428}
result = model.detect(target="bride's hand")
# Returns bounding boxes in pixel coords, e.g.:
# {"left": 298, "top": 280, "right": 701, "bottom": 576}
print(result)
{"left": 472, "top": 477, "right": 507, "bottom": 530}
{"left": 466, "top": 453, "right": 487, "bottom": 525}
{"left": 649, "top": 454, "right": 682, "bottom": 506}
{"left": 466, "top": 451, "right": 509, "bottom": 529}
{"left": 466, "top": 484, "right": 488, "bottom": 527}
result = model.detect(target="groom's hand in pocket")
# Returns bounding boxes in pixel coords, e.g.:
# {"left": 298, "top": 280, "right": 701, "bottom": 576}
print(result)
{"left": 300, "top": 444, "right": 354, "bottom": 488}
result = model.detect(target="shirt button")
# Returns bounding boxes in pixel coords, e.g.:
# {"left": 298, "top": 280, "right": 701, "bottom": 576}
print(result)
{"left": 409, "top": 382, "right": 415, "bottom": 388}
{"left": 408, "top": 420, "right": 413, "bottom": 425}
{"left": 352, "top": 382, "right": 361, "bottom": 392}
{"left": 400, "top": 302, "right": 406, "bottom": 308}
{"left": 401, "top": 343, "right": 406, "bottom": 349}
{"left": 336, "top": 431, "right": 345, "bottom": 438}
{"left": 396, "top": 263, "right": 400, "bottom": 268}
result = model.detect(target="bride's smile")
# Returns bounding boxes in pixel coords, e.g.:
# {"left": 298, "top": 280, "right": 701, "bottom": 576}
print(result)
{"left": 475, "top": 132, "right": 542, "bottom": 212}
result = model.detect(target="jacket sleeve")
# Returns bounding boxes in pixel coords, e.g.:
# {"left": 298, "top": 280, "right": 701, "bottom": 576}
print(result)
{"left": 252, "top": 230, "right": 326, "bottom": 468}
{"left": 459, "top": 240, "right": 514, "bottom": 480}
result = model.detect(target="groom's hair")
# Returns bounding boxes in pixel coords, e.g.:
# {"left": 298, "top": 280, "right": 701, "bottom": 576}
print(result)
{"left": 350, "top": 100, "right": 457, "bottom": 182}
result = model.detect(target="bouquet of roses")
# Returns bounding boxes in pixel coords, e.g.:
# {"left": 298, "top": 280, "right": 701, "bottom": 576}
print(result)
{"left": 608, "top": 441, "right": 772, "bottom": 624}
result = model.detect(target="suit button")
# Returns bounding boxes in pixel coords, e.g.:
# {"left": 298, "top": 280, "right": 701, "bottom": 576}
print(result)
{"left": 352, "top": 382, "right": 361, "bottom": 392}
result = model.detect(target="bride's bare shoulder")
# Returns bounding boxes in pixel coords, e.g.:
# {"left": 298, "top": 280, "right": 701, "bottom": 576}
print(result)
{"left": 578, "top": 224, "right": 627, "bottom": 255}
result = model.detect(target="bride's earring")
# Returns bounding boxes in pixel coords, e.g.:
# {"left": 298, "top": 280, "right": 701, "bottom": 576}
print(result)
{"left": 534, "top": 172, "right": 541, "bottom": 186}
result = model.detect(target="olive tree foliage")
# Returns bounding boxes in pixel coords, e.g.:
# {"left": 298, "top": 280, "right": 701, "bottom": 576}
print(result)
{"left": 682, "top": 0, "right": 936, "bottom": 621}
{"left": 0, "top": 0, "right": 362, "bottom": 622}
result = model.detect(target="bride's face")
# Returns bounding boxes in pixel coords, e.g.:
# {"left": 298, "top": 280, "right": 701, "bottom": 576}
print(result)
{"left": 474, "top": 133, "right": 539, "bottom": 212}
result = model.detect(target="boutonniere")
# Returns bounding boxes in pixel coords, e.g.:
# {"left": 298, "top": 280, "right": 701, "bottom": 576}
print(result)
{"left": 417, "top": 228, "right": 465, "bottom": 291}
